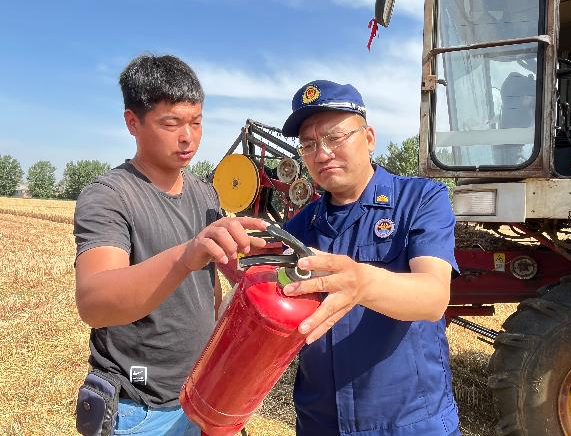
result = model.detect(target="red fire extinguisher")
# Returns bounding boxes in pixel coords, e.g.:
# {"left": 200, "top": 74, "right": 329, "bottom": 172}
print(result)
{"left": 179, "top": 224, "right": 320, "bottom": 436}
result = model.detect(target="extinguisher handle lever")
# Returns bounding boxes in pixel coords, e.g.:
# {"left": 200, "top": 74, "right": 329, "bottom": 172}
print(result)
{"left": 241, "top": 224, "right": 314, "bottom": 272}
{"left": 238, "top": 253, "right": 299, "bottom": 269}
{"left": 255, "top": 223, "right": 313, "bottom": 258}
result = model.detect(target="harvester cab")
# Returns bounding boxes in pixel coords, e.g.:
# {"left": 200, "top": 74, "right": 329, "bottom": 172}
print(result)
{"left": 408, "top": 0, "right": 571, "bottom": 241}
{"left": 374, "top": 1, "right": 571, "bottom": 434}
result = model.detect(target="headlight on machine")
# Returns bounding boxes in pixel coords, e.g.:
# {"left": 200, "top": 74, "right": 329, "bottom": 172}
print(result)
{"left": 453, "top": 190, "right": 497, "bottom": 216}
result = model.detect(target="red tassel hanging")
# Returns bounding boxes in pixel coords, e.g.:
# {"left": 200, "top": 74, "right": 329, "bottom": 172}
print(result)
{"left": 367, "top": 17, "right": 379, "bottom": 51}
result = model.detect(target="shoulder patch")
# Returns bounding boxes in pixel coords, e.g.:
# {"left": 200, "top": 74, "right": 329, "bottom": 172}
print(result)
{"left": 374, "top": 185, "right": 393, "bottom": 207}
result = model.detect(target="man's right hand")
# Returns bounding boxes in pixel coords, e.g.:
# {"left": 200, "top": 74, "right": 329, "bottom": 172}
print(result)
{"left": 183, "top": 217, "right": 268, "bottom": 271}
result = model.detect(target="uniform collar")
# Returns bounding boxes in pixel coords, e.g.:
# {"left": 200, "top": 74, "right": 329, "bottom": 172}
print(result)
{"left": 309, "top": 192, "right": 339, "bottom": 237}
{"left": 308, "top": 165, "right": 394, "bottom": 235}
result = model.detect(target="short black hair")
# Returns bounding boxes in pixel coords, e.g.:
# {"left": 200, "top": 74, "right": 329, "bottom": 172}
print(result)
{"left": 119, "top": 54, "right": 205, "bottom": 119}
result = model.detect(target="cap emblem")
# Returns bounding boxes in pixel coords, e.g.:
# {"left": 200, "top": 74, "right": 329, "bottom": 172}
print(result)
{"left": 302, "top": 85, "right": 320, "bottom": 105}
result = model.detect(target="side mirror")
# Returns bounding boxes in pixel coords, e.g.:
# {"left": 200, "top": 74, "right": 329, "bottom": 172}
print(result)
{"left": 375, "top": 0, "right": 396, "bottom": 27}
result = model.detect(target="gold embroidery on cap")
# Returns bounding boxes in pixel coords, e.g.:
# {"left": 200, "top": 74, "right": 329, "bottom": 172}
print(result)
{"left": 302, "top": 85, "right": 320, "bottom": 104}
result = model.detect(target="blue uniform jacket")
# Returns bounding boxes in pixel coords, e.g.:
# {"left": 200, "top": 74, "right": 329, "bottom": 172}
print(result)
{"left": 283, "top": 165, "right": 460, "bottom": 436}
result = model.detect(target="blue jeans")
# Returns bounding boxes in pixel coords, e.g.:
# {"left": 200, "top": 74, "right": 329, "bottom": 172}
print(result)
{"left": 114, "top": 399, "right": 202, "bottom": 435}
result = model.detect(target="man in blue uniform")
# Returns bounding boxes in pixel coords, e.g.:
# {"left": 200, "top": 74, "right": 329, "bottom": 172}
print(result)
{"left": 280, "top": 80, "right": 461, "bottom": 435}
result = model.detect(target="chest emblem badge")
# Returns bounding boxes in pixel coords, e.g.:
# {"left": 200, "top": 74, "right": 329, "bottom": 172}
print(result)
{"left": 374, "top": 218, "right": 395, "bottom": 238}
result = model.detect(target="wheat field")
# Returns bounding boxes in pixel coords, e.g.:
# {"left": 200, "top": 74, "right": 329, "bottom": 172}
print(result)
{"left": 0, "top": 196, "right": 514, "bottom": 435}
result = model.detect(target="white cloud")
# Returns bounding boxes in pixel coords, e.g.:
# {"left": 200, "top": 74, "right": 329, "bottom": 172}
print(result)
{"left": 386, "top": 38, "right": 423, "bottom": 63}
{"left": 331, "top": 0, "right": 424, "bottom": 21}
{"left": 273, "top": 0, "right": 424, "bottom": 21}
{"left": 397, "top": 0, "right": 425, "bottom": 21}
{"left": 195, "top": 64, "right": 294, "bottom": 101}
{"left": 331, "top": 0, "right": 374, "bottom": 9}
{"left": 188, "top": 33, "right": 423, "bottom": 165}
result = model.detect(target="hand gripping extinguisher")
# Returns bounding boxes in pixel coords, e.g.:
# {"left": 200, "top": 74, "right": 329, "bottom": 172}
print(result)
{"left": 179, "top": 224, "right": 320, "bottom": 436}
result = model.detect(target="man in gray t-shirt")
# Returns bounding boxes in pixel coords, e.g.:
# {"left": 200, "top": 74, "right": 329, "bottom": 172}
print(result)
{"left": 74, "top": 54, "right": 267, "bottom": 436}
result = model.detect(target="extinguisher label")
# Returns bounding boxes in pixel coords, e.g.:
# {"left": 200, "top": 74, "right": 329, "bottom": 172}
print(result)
{"left": 493, "top": 253, "right": 506, "bottom": 272}
{"left": 129, "top": 366, "right": 148, "bottom": 385}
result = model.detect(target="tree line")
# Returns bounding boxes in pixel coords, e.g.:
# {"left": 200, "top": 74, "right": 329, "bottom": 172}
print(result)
{"left": 0, "top": 135, "right": 453, "bottom": 200}
{"left": 0, "top": 156, "right": 111, "bottom": 200}
{"left": 0, "top": 157, "right": 215, "bottom": 200}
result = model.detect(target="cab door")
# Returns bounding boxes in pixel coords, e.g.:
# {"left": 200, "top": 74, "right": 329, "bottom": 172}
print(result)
{"left": 419, "top": 0, "right": 557, "bottom": 178}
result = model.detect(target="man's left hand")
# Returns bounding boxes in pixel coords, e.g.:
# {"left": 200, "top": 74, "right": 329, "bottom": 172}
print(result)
{"left": 282, "top": 249, "right": 378, "bottom": 344}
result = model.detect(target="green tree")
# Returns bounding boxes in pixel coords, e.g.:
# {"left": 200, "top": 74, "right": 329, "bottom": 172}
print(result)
{"left": 375, "top": 135, "right": 419, "bottom": 177}
{"left": 27, "top": 160, "right": 56, "bottom": 198}
{"left": 61, "top": 160, "right": 111, "bottom": 200}
{"left": 374, "top": 135, "right": 456, "bottom": 196}
{"left": 186, "top": 160, "right": 215, "bottom": 181}
{"left": 0, "top": 155, "right": 24, "bottom": 196}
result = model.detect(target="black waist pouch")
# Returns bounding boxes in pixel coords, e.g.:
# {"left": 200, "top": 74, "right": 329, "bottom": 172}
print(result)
{"left": 76, "top": 368, "right": 122, "bottom": 436}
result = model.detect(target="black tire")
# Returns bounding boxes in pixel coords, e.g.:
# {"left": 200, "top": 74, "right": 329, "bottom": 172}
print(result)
{"left": 488, "top": 277, "right": 571, "bottom": 435}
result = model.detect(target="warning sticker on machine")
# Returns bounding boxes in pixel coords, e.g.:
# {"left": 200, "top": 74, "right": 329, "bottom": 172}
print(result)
{"left": 493, "top": 253, "right": 506, "bottom": 272}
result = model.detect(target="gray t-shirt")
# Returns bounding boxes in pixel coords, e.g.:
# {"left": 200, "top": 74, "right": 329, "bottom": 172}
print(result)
{"left": 74, "top": 161, "right": 222, "bottom": 407}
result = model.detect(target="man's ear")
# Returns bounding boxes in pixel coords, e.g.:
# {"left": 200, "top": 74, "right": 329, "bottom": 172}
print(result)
{"left": 365, "top": 125, "right": 376, "bottom": 154}
{"left": 124, "top": 109, "right": 140, "bottom": 137}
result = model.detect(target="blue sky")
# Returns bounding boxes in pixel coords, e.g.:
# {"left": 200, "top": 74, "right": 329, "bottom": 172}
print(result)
{"left": 0, "top": 0, "right": 424, "bottom": 179}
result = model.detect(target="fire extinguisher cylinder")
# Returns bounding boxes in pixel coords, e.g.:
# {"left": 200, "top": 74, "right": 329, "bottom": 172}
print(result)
{"left": 180, "top": 225, "right": 320, "bottom": 436}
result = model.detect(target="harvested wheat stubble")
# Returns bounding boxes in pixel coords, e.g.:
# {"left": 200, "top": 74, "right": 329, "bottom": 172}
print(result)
{"left": 1, "top": 199, "right": 519, "bottom": 436}
{"left": 0, "top": 207, "right": 73, "bottom": 224}
{"left": 0, "top": 213, "right": 84, "bottom": 436}
{"left": 0, "top": 197, "right": 75, "bottom": 224}
{"left": 455, "top": 223, "right": 539, "bottom": 251}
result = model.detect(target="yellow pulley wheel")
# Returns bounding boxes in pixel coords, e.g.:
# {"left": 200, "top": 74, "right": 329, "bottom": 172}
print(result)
{"left": 213, "top": 154, "right": 260, "bottom": 213}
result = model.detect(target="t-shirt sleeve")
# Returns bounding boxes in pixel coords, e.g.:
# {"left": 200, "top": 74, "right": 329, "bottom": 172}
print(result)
{"left": 407, "top": 183, "right": 459, "bottom": 273}
{"left": 74, "top": 182, "right": 131, "bottom": 260}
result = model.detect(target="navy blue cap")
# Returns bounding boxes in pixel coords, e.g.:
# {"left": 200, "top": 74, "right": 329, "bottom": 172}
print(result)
{"left": 282, "top": 80, "right": 367, "bottom": 137}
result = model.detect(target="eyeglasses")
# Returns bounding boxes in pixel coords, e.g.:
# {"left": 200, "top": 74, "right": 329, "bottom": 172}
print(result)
{"left": 296, "top": 125, "right": 366, "bottom": 157}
